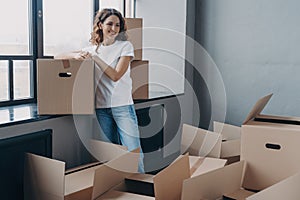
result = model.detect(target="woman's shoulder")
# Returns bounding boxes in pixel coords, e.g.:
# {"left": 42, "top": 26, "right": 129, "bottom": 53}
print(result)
{"left": 116, "top": 40, "right": 133, "bottom": 47}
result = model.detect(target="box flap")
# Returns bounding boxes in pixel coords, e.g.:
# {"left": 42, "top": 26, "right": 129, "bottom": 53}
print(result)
{"left": 213, "top": 121, "right": 241, "bottom": 140}
{"left": 106, "top": 148, "right": 140, "bottom": 173}
{"left": 64, "top": 164, "right": 101, "bottom": 196}
{"left": 243, "top": 93, "right": 273, "bottom": 125}
{"left": 92, "top": 149, "right": 140, "bottom": 199}
{"left": 153, "top": 154, "right": 190, "bottom": 200}
{"left": 96, "top": 190, "right": 155, "bottom": 200}
{"left": 126, "top": 173, "right": 154, "bottom": 184}
{"left": 191, "top": 157, "right": 227, "bottom": 177}
{"left": 247, "top": 172, "right": 300, "bottom": 200}
{"left": 221, "top": 139, "right": 241, "bottom": 158}
{"left": 224, "top": 188, "right": 255, "bottom": 200}
{"left": 181, "top": 161, "right": 245, "bottom": 200}
{"left": 89, "top": 140, "right": 128, "bottom": 163}
{"left": 64, "top": 187, "right": 93, "bottom": 200}
{"left": 181, "top": 124, "right": 222, "bottom": 158}
{"left": 24, "top": 153, "right": 65, "bottom": 200}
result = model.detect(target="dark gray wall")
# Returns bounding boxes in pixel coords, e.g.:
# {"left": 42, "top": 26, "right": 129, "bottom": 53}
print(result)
{"left": 193, "top": 0, "right": 300, "bottom": 126}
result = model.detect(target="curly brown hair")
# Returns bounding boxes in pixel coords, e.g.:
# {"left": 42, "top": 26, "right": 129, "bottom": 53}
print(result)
{"left": 90, "top": 8, "right": 128, "bottom": 51}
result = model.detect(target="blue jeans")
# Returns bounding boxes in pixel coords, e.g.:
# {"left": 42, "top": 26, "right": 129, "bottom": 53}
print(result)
{"left": 95, "top": 105, "right": 144, "bottom": 173}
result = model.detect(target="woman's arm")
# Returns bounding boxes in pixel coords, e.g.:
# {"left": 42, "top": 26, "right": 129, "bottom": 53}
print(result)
{"left": 54, "top": 51, "right": 90, "bottom": 60}
{"left": 92, "top": 55, "right": 132, "bottom": 82}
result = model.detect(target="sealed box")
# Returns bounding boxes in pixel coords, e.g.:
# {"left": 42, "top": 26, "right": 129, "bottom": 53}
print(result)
{"left": 241, "top": 93, "right": 300, "bottom": 190}
{"left": 131, "top": 60, "right": 149, "bottom": 100}
{"left": 125, "top": 18, "right": 143, "bottom": 61}
{"left": 37, "top": 59, "right": 94, "bottom": 115}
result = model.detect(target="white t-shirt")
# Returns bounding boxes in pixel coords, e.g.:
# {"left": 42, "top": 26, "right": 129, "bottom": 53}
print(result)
{"left": 82, "top": 40, "right": 134, "bottom": 108}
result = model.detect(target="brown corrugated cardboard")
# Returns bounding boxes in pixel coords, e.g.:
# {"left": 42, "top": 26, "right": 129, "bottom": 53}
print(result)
{"left": 93, "top": 154, "right": 190, "bottom": 200}
{"left": 94, "top": 154, "right": 226, "bottom": 200}
{"left": 96, "top": 190, "right": 154, "bottom": 199}
{"left": 188, "top": 155, "right": 227, "bottom": 177}
{"left": 242, "top": 93, "right": 300, "bottom": 190}
{"left": 182, "top": 160, "right": 300, "bottom": 200}
{"left": 125, "top": 18, "right": 143, "bottom": 61}
{"left": 213, "top": 121, "right": 241, "bottom": 163}
{"left": 247, "top": 171, "right": 300, "bottom": 200}
{"left": 37, "top": 59, "right": 94, "bottom": 115}
{"left": 181, "top": 124, "right": 222, "bottom": 158}
{"left": 153, "top": 154, "right": 191, "bottom": 200}
{"left": 181, "top": 161, "right": 246, "bottom": 200}
{"left": 179, "top": 123, "right": 227, "bottom": 175}
{"left": 24, "top": 141, "right": 139, "bottom": 200}
{"left": 130, "top": 60, "right": 149, "bottom": 100}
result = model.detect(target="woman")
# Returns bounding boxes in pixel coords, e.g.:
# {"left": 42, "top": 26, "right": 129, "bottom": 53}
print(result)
{"left": 56, "top": 8, "right": 144, "bottom": 173}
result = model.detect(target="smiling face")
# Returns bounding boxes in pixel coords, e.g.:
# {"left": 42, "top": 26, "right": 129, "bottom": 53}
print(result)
{"left": 99, "top": 15, "right": 120, "bottom": 44}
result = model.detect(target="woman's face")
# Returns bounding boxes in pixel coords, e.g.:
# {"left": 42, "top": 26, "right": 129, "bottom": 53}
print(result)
{"left": 99, "top": 15, "right": 120, "bottom": 42}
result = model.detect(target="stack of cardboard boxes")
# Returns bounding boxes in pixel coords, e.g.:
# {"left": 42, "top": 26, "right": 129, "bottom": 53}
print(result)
{"left": 125, "top": 18, "right": 150, "bottom": 100}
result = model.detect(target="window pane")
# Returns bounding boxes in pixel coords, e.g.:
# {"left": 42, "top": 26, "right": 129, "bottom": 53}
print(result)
{"left": 0, "top": 109, "right": 10, "bottom": 124}
{"left": 0, "top": 61, "right": 9, "bottom": 101}
{"left": 13, "top": 60, "right": 32, "bottom": 100}
{"left": 0, "top": 0, "right": 30, "bottom": 55}
{"left": 14, "top": 106, "right": 32, "bottom": 121}
{"left": 99, "top": 0, "right": 124, "bottom": 15}
{"left": 43, "top": 0, "right": 93, "bottom": 55}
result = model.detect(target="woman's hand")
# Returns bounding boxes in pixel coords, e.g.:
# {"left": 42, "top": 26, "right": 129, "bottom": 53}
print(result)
{"left": 55, "top": 51, "right": 92, "bottom": 60}
{"left": 74, "top": 51, "right": 92, "bottom": 60}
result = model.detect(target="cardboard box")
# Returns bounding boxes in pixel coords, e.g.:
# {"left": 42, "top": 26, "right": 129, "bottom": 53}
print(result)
{"left": 181, "top": 160, "right": 300, "bottom": 200}
{"left": 241, "top": 93, "right": 300, "bottom": 190}
{"left": 247, "top": 171, "right": 300, "bottom": 200}
{"left": 96, "top": 154, "right": 226, "bottom": 200}
{"left": 181, "top": 124, "right": 222, "bottom": 158}
{"left": 24, "top": 141, "right": 139, "bottom": 200}
{"left": 92, "top": 154, "right": 190, "bottom": 200}
{"left": 125, "top": 18, "right": 143, "bottom": 61}
{"left": 130, "top": 60, "right": 149, "bottom": 100}
{"left": 37, "top": 59, "right": 94, "bottom": 115}
{"left": 213, "top": 121, "right": 241, "bottom": 164}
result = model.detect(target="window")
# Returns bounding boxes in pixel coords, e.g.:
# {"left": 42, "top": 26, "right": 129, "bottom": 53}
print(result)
{"left": 0, "top": 0, "right": 34, "bottom": 106}
{"left": 99, "top": 0, "right": 125, "bottom": 15}
{"left": 43, "top": 0, "right": 93, "bottom": 56}
{"left": 99, "top": 0, "right": 134, "bottom": 17}
{"left": 0, "top": 0, "right": 30, "bottom": 56}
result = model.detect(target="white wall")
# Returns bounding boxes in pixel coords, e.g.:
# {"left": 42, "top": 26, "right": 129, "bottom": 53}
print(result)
{"left": 136, "top": 0, "right": 187, "bottom": 97}
{"left": 194, "top": 0, "right": 300, "bottom": 126}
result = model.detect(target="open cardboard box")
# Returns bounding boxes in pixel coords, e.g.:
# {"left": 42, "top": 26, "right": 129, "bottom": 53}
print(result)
{"left": 93, "top": 154, "right": 191, "bottom": 200}
{"left": 181, "top": 123, "right": 222, "bottom": 158}
{"left": 37, "top": 59, "right": 94, "bottom": 115}
{"left": 181, "top": 123, "right": 240, "bottom": 164}
{"left": 24, "top": 141, "right": 139, "bottom": 200}
{"left": 241, "top": 93, "right": 300, "bottom": 190}
{"left": 93, "top": 153, "right": 226, "bottom": 200}
{"left": 246, "top": 171, "right": 300, "bottom": 200}
{"left": 182, "top": 160, "right": 300, "bottom": 200}
{"left": 213, "top": 121, "right": 241, "bottom": 164}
